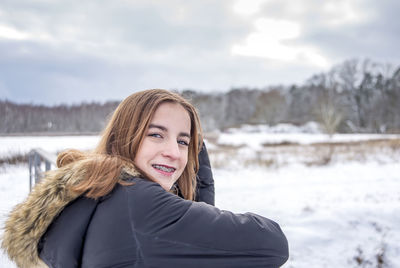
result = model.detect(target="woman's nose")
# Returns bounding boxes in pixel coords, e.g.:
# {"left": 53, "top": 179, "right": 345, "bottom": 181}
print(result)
{"left": 161, "top": 140, "right": 180, "bottom": 159}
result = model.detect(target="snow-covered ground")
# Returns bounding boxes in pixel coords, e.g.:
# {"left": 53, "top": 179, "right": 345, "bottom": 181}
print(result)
{"left": 1, "top": 124, "right": 399, "bottom": 267}
{"left": 0, "top": 135, "right": 100, "bottom": 157}
{"left": 0, "top": 166, "right": 29, "bottom": 267}
{"left": 214, "top": 164, "right": 400, "bottom": 267}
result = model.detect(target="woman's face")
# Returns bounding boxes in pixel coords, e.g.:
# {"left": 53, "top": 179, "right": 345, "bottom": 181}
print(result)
{"left": 134, "top": 102, "right": 191, "bottom": 191}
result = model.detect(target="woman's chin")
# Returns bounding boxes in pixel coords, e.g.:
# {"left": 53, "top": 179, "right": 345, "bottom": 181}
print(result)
{"left": 160, "top": 183, "right": 173, "bottom": 191}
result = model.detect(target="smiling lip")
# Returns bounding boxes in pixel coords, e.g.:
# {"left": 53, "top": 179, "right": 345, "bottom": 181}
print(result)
{"left": 152, "top": 164, "right": 176, "bottom": 176}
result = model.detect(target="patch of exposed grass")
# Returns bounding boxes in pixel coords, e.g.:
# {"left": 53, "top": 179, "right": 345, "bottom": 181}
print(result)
{"left": 203, "top": 132, "right": 220, "bottom": 145}
{"left": 244, "top": 157, "right": 277, "bottom": 168}
{"left": 353, "top": 242, "right": 387, "bottom": 268}
{"left": 388, "top": 139, "right": 400, "bottom": 151}
{"left": 0, "top": 153, "right": 28, "bottom": 166}
{"left": 206, "top": 137, "right": 400, "bottom": 169}
{"left": 215, "top": 143, "right": 246, "bottom": 150}
{"left": 208, "top": 147, "right": 240, "bottom": 169}
{"left": 262, "top": 141, "right": 300, "bottom": 147}
{"left": 312, "top": 138, "right": 400, "bottom": 148}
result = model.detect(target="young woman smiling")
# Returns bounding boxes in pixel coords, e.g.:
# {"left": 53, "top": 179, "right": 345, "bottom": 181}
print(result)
{"left": 134, "top": 101, "right": 191, "bottom": 192}
{"left": 2, "top": 89, "right": 288, "bottom": 268}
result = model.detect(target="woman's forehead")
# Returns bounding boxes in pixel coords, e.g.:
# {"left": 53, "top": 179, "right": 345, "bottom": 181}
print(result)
{"left": 150, "top": 102, "right": 191, "bottom": 133}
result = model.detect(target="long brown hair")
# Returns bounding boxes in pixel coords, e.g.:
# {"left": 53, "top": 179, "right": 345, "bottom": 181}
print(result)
{"left": 58, "top": 89, "right": 203, "bottom": 200}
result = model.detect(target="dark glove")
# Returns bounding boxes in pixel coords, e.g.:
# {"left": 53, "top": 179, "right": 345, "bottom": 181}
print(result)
{"left": 195, "top": 142, "right": 215, "bottom": 206}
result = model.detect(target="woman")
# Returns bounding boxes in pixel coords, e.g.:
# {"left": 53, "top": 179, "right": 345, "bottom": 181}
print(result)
{"left": 2, "top": 89, "right": 288, "bottom": 268}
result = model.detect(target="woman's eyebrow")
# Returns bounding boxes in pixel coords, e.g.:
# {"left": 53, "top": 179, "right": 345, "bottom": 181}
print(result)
{"left": 149, "top": 124, "right": 190, "bottom": 138}
{"left": 179, "top": 132, "right": 191, "bottom": 138}
{"left": 148, "top": 124, "right": 167, "bottom": 131}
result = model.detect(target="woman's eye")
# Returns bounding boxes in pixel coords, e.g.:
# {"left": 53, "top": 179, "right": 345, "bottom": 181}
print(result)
{"left": 178, "top": 140, "right": 189, "bottom": 146}
{"left": 149, "top": 133, "right": 162, "bottom": 138}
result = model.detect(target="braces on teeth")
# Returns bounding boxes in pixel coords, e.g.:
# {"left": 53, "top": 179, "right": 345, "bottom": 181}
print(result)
{"left": 153, "top": 165, "right": 175, "bottom": 172}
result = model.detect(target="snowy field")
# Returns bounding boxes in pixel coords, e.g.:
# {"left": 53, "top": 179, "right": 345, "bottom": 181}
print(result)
{"left": 1, "top": 124, "right": 399, "bottom": 267}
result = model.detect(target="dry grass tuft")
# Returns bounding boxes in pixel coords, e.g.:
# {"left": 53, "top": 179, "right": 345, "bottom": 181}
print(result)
{"left": 207, "top": 137, "right": 400, "bottom": 169}
{"left": 0, "top": 153, "right": 27, "bottom": 166}
{"left": 262, "top": 141, "right": 300, "bottom": 147}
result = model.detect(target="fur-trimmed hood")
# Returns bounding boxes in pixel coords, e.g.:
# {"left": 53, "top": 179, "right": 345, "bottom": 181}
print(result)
{"left": 1, "top": 160, "right": 140, "bottom": 268}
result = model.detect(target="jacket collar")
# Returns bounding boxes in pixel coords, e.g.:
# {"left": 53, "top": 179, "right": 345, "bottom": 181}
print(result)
{"left": 1, "top": 160, "right": 140, "bottom": 268}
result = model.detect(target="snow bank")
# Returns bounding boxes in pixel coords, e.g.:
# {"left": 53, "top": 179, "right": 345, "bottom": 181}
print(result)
{"left": 0, "top": 135, "right": 100, "bottom": 157}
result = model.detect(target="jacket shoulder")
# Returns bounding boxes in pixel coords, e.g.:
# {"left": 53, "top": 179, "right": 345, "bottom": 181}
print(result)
{"left": 121, "top": 178, "right": 289, "bottom": 267}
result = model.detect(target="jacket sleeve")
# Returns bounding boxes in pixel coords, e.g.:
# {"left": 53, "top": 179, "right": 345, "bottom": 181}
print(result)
{"left": 125, "top": 179, "right": 289, "bottom": 268}
{"left": 195, "top": 142, "right": 215, "bottom": 205}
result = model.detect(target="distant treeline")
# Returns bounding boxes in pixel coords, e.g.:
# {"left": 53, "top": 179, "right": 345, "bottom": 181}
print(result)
{"left": 1, "top": 59, "right": 400, "bottom": 134}
{"left": 0, "top": 101, "right": 119, "bottom": 134}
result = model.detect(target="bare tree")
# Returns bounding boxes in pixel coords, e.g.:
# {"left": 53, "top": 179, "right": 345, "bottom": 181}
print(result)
{"left": 251, "top": 89, "right": 286, "bottom": 125}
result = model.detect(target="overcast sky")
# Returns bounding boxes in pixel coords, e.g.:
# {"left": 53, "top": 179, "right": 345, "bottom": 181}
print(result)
{"left": 1, "top": 0, "right": 399, "bottom": 105}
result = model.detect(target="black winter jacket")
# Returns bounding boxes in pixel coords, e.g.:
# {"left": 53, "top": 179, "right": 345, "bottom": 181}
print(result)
{"left": 2, "top": 145, "right": 288, "bottom": 268}
{"left": 39, "top": 178, "right": 288, "bottom": 268}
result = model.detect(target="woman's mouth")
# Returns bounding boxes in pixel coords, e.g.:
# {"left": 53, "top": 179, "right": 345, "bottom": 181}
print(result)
{"left": 152, "top": 164, "right": 176, "bottom": 175}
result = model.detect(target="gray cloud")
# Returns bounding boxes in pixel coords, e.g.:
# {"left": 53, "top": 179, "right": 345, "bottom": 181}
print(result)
{"left": 256, "top": 0, "right": 400, "bottom": 65}
{"left": 0, "top": 0, "right": 399, "bottom": 104}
